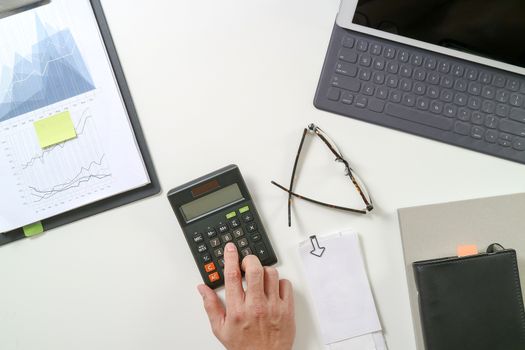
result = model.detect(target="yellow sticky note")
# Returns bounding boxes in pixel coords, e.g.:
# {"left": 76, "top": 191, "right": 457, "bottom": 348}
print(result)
{"left": 23, "top": 221, "right": 44, "bottom": 237}
{"left": 33, "top": 111, "right": 77, "bottom": 148}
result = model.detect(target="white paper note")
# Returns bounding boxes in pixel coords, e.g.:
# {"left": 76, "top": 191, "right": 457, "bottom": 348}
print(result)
{"left": 299, "top": 230, "right": 382, "bottom": 345}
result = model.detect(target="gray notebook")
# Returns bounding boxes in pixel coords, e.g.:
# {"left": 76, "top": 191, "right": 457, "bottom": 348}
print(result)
{"left": 398, "top": 193, "right": 525, "bottom": 350}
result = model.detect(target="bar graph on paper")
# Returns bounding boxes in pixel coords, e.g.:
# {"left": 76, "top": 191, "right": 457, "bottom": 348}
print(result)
{"left": 0, "top": 15, "right": 112, "bottom": 214}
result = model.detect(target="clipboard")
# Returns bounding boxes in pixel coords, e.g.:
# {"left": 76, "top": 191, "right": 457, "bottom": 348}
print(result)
{"left": 0, "top": 0, "right": 160, "bottom": 246}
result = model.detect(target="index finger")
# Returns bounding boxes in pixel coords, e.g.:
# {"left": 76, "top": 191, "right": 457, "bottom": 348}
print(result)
{"left": 223, "top": 243, "right": 245, "bottom": 308}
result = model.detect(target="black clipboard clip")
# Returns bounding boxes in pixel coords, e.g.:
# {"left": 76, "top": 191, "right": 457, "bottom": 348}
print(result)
{"left": 309, "top": 235, "right": 326, "bottom": 258}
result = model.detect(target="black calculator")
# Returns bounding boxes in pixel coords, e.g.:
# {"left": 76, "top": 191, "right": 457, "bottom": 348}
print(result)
{"left": 167, "top": 165, "right": 278, "bottom": 289}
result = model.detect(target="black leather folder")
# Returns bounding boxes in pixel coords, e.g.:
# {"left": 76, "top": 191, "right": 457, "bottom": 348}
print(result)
{"left": 413, "top": 248, "right": 525, "bottom": 350}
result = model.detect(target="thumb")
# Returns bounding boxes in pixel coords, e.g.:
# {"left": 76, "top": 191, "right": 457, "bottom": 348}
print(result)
{"left": 197, "top": 284, "right": 225, "bottom": 334}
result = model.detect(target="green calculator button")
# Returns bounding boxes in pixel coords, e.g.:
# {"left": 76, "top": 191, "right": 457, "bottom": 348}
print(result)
{"left": 239, "top": 206, "right": 250, "bottom": 214}
{"left": 226, "top": 211, "right": 237, "bottom": 219}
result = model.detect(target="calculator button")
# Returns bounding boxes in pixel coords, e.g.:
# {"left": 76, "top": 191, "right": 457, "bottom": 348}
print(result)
{"left": 221, "top": 233, "right": 233, "bottom": 243}
{"left": 208, "top": 272, "right": 220, "bottom": 283}
{"left": 218, "top": 258, "right": 225, "bottom": 268}
{"left": 241, "top": 212, "right": 254, "bottom": 223}
{"left": 206, "top": 228, "right": 217, "bottom": 238}
{"left": 210, "top": 237, "right": 221, "bottom": 248}
{"left": 237, "top": 238, "right": 249, "bottom": 249}
{"left": 250, "top": 233, "right": 262, "bottom": 242}
{"left": 239, "top": 205, "right": 250, "bottom": 214}
{"left": 240, "top": 248, "right": 253, "bottom": 257}
{"left": 204, "top": 262, "right": 216, "bottom": 273}
{"left": 226, "top": 211, "right": 237, "bottom": 220}
{"left": 193, "top": 233, "right": 204, "bottom": 244}
{"left": 246, "top": 222, "right": 258, "bottom": 233}
{"left": 201, "top": 253, "right": 212, "bottom": 263}
{"left": 255, "top": 243, "right": 269, "bottom": 261}
{"left": 229, "top": 218, "right": 241, "bottom": 229}
{"left": 197, "top": 244, "right": 207, "bottom": 253}
{"left": 217, "top": 224, "right": 229, "bottom": 234}
{"left": 214, "top": 247, "right": 224, "bottom": 258}
{"left": 232, "top": 228, "right": 244, "bottom": 238}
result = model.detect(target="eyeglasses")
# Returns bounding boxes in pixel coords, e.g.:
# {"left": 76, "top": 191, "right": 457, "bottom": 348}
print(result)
{"left": 271, "top": 123, "right": 374, "bottom": 227}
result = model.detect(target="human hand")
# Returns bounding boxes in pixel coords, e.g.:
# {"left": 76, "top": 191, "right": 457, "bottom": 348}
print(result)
{"left": 197, "top": 242, "right": 295, "bottom": 350}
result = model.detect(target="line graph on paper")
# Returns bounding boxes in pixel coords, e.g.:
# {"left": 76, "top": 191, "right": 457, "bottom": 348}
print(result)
{"left": 4, "top": 99, "right": 113, "bottom": 213}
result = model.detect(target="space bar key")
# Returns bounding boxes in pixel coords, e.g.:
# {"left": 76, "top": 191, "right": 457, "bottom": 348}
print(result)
{"left": 385, "top": 104, "right": 453, "bottom": 131}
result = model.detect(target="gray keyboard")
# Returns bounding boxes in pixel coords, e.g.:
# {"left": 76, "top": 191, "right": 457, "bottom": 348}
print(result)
{"left": 315, "top": 23, "right": 525, "bottom": 164}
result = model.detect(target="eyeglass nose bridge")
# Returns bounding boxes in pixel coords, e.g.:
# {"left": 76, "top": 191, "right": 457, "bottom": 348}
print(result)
{"left": 307, "top": 123, "right": 318, "bottom": 133}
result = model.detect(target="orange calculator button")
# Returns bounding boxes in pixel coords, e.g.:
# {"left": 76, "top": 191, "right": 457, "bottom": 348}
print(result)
{"left": 208, "top": 272, "right": 220, "bottom": 283}
{"left": 204, "top": 262, "right": 216, "bottom": 273}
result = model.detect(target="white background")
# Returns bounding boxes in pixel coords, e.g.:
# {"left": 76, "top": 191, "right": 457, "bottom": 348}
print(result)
{"left": 1, "top": 0, "right": 525, "bottom": 349}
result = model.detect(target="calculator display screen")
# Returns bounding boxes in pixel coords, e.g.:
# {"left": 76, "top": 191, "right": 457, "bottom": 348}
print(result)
{"left": 180, "top": 184, "right": 244, "bottom": 222}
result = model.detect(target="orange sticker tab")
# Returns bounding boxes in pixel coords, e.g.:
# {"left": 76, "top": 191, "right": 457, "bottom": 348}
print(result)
{"left": 457, "top": 245, "right": 479, "bottom": 257}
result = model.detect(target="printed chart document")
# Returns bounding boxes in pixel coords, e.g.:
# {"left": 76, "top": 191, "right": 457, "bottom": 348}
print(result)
{"left": 0, "top": 0, "right": 150, "bottom": 232}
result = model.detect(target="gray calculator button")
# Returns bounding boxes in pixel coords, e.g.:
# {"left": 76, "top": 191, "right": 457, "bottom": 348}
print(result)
{"left": 210, "top": 237, "right": 221, "bottom": 248}
{"left": 220, "top": 233, "right": 233, "bottom": 243}
{"left": 240, "top": 248, "right": 253, "bottom": 257}
{"left": 197, "top": 244, "right": 207, "bottom": 253}
{"left": 246, "top": 222, "right": 258, "bottom": 233}
{"left": 232, "top": 228, "right": 244, "bottom": 238}
{"left": 193, "top": 233, "right": 204, "bottom": 244}
{"left": 237, "top": 238, "right": 249, "bottom": 249}
{"left": 214, "top": 247, "right": 224, "bottom": 258}
{"left": 255, "top": 243, "right": 270, "bottom": 261}
{"left": 251, "top": 233, "right": 262, "bottom": 242}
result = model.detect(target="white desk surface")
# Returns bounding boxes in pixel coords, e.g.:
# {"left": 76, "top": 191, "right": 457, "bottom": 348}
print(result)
{"left": 1, "top": 1, "right": 525, "bottom": 349}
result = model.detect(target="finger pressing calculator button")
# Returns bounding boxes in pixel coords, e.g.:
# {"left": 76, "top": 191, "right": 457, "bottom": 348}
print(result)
{"left": 241, "top": 212, "right": 254, "bottom": 223}
{"left": 240, "top": 248, "right": 253, "bottom": 257}
{"left": 246, "top": 222, "right": 258, "bottom": 233}
{"left": 210, "top": 237, "right": 221, "bottom": 248}
{"left": 193, "top": 233, "right": 204, "bottom": 244}
{"left": 208, "top": 272, "right": 220, "bottom": 283}
{"left": 255, "top": 243, "right": 269, "bottom": 261}
{"left": 250, "top": 233, "right": 262, "bottom": 242}
{"left": 197, "top": 244, "right": 207, "bottom": 253}
{"left": 220, "top": 233, "right": 233, "bottom": 243}
{"left": 217, "top": 224, "right": 229, "bottom": 234}
{"left": 206, "top": 228, "right": 217, "bottom": 238}
{"left": 237, "top": 238, "right": 249, "bottom": 249}
{"left": 201, "top": 254, "right": 212, "bottom": 263}
{"left": 229, "top": 218, "right": 240, "bottom": 229}
{"left": 232, "top": 228, "right": 244, "bottom": 238}
{"left": 204, "top": 262, "right": 216, "bottom": 273}
{"left": 214, "top": 247, "right": 224, "bottom": 258}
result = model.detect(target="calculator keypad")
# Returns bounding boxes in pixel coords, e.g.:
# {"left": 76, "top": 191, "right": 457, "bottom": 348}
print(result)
{"left": 191, "top": 205, "right": 274, "bottom": 287}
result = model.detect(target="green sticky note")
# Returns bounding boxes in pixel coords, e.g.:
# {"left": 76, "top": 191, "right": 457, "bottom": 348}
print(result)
{"left": 23, "top": 221, "right": 44, "bottom": 237}
{"left": 34, "top": 111, "right": 77, "bottom": 148}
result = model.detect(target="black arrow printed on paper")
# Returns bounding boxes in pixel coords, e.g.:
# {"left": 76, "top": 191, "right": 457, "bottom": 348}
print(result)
{"left": 309, "top": 235, "right": 326, "bottom": 258}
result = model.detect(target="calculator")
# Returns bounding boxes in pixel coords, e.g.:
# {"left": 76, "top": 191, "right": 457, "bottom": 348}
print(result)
{"left": 167, "top": 165, "right": 278, "bottom": 289}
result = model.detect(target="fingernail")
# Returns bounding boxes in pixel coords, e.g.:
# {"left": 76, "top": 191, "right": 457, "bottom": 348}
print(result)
{"left": 226, "top": 242, "right": 236, "bottom": 252}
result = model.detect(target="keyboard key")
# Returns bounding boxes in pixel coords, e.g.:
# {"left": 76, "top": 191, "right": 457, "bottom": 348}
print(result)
{"left": 402, "top": 94, "right": 416, "bottom": 107}
{"left": 390, "top": 91, "right": 402, "bottom": 103}
{"left": 210, "top": 237, "right": 221, "bottom": 248}
{"left": 493, "top": 75, "right": 506, "bottom": 87}
{"left": 479, "top": 72, "right": 492, "bottom": 84}
{"left": 385, "top": 103, "right": 453, "bottom": 130}
{"left": 495, "top": 104, "right": 509, "bottom": 117}
{"left": 398, "top": 50, "right": 410, "bottom": 62}
{"left": 499, "top": 119, "right": 525, "bottom": 137}
{"left": 368, "top": 98, "right": 385, "bottom": 112}
{"left": 438, "top": 61, "right": 450, "bottom": 73}
{"left": 468, "top": 82, "right": 481, "bottom": 95}
{"left": 335, "top": 62, "right": 358, "bottom": 77}
{"left": 375, "top": 86, "right": 388, "bottom": 100}
{"left": 371, "top": 43, "right": 382, "bottom": 55}
{"left": 485, "top": 130, "right": 498, "bottom": 143}
{"left": 417, "top": 97, "right": 430, "bottom": 110}
{"left": 471, "top": 126, "right": 485, "bottom": 139}
{"left": 452, "top": 64, "right": 464, "bottom": 77}
{"left": 400, "top": 79, "right": 412, "bottom": 91}
{"left": 331, "top": 76, "right": 361, "bottom": 92}
{"left": 372, "top": 72, "right": 385, "bottom": 84}
{"left": 412, "top": 54, "right": 423, "bottom": 66}
{"left": 386, "top": 75, "right": 398, "bottom": 88}
{"left": 400, "top": 65, "right": 412, "bottom": 77}
{"left": 496, "top": 89, "right": 510, "bottom": 103}
{"left": 466, "top": 69, "right": 478, "bottom": 80}
{"left": 427, "top": 72, "right": 440, "bottom": 85}
{"left": 458, "top": 108, "right": 471, "bottom": 121}
{"left": 454, "top": 93, "right": 467, "bottom": 106}
{"left": 481, "top": 100, "right": 495, "bottom": 114}
{"left": 509, "top": 94, "right": 524, "bottom": 107}
{"left": 359, "top": 54, "right": 372, "bottom": 67}
{"left": 355, "top": 96, "right": 368, "bottom": 108}
{"left": 481, "top": 86, "right": 495, "bottom": 99}
{"left": 485, "top": 115, "right": 498, "bottom": 129}
{"left": 454, "top": 122, "right": 470, "bottom": 135}
{"left": 510, "top": 108, "right": 525, "bottom": 123}
{"left": 427, "top": 86, "right": 439, "bottom": 99}
{"left": 384, "top": 47, "right": 396, "bottom": 59}
{"left": 471, "top": 111, "right": 484, "bottom": 125}
{"left": 441, "top": 76, "right": 453, "bottom": 88}
{"left": 468, "top": 96, "right": 481, "bottom": 110}
{"left": 359, "top": 69, "right": 371, "bottom": 81}
{"left": 373, "top": 58, "right": 386, "bottom": 70}
{"left": 414, "top": 82, "right": 426, "bottom": 95}
{"left": 499, "top": 139, "right": 512, "bottom": 147}
{"left": 386, "top": 62, "right": 399, "bottom": 73}
{"left": 414, "top": 69, "right": 426, "bottom": 81}
{"left": 507, "top": 78, "right": 520, "bottom": 91}
{"left": 341, "top": 91, "right": 354, "bottom": 104}
{"left": 500, "top": 133, "right": 512, "bottom": 141}
{"left": 357, "top": 40, "right": 368, "bottom": 52}
{"left": 440, "top": 89, "right": 453, "bottom": 102}
{"left": 362, "top": 84, "right": 375, "bottom": 96}
{"left": 443, "top": 104, "right": 457, "bottom": 118}
{"left": 430, "top": 100, "right": 443, "bottom": 114}
{"left": 454, "top": 79, "right": 467, "bottom": 91}
{"left": 424, "top": 57, "right": 437, "bottom": 70}
{"left": 338, "top": 48, "right": 358, "bottom": 63}
{"left": 513, "top": 137, "right": 525, "bottom": 151}
{"left": 342, "top": 37, "right": 355, "bottom": 48}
